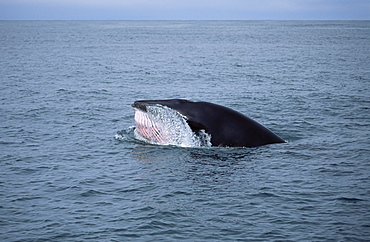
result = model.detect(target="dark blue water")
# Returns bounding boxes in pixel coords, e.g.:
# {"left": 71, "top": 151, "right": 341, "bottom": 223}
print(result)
{"left": 1, "top": 21, "right": 370, "bottom": 241}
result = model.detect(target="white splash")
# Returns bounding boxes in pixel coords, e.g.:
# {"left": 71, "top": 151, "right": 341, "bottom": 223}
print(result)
{"left": 133, "top": 105, "right": 211, "bottom": 147}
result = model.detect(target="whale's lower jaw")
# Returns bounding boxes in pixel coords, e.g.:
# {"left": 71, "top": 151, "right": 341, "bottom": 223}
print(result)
{"left": 134, "top": 108, "right": 168, "bottom": 143}
{"left": 132, "top": 105, "right": 212, "bottom": 147}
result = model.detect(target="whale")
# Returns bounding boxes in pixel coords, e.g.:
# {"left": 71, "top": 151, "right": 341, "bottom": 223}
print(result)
{"left": 132, "top": 99, "right": 285, "bottom": 147}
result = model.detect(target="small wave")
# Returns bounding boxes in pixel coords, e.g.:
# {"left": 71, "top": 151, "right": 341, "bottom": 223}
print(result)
{"left": 336, "top": 197, "right": 366, "bottom": 203}
{"left": 114, "top": 126, "right": 137, "bottom": 142}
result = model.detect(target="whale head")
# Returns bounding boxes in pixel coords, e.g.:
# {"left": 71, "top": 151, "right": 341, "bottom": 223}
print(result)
{"left": 131, "top": 99, "right": 211, "bottom": 146}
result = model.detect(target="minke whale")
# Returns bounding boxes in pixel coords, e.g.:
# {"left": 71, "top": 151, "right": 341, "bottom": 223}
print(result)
{"left": 132, "top": 99, "right": 285, "bottom": 147}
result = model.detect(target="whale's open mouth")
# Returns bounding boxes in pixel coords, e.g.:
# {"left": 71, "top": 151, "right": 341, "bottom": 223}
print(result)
{"left": 134, "top": 108, "right": 169, "bottom": 143}
{"left": 132, "top": 102, "right": 211, "bottom": 147}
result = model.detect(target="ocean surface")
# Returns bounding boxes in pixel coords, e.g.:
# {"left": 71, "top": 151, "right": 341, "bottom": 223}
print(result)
{"left": 1, "top": 21, "right": 369, "bottom": 241}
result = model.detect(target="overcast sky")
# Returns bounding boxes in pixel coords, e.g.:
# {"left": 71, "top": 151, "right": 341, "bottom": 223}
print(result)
{"left": 0, "top": 0, "right": 369, "bottom": 20}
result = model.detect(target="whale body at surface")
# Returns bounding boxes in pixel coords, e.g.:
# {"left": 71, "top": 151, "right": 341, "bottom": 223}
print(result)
{"left": 132, "top": 99, "right": 285, "bottom": 147}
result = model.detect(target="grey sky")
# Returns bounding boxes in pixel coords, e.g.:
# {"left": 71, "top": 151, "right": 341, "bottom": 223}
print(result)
{"left": 0, "top": 0, "right": 369, "bottom": 20}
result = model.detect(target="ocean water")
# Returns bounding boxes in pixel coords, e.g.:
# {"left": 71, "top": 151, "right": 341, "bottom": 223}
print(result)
{"left": 1, "top": 21, "right": 369, "bottom": 241}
